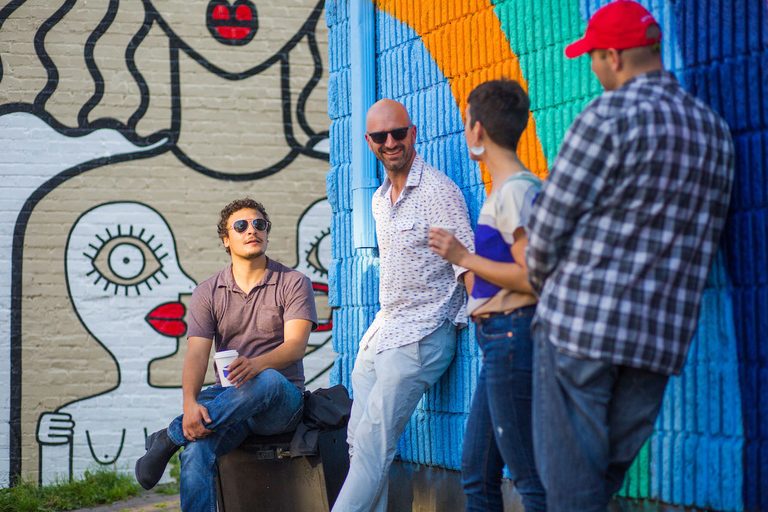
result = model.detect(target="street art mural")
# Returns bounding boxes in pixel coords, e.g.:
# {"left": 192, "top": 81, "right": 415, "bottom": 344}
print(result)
{"left": 0, "top": 0, "right": 333, "bottom": 486}
{"left": 327, "top": 0, "right": 766, "bottom": 510}
{"left": 293, "top": 198, "right": 334, "bottom": 389}
{"left": 36, "top": 202, "right": 195, "bottom": 484}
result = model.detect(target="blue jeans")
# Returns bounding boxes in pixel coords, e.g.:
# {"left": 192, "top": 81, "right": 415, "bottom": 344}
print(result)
{"left": 332, "top": 321, "right": 457, "bottom": 512}
{"left": 461, "top": 307, "right": 546, "bottom": 512}
{"left": 532, "top": 323, "right": 669, "bottom": 512}
{"left": 166, "top": 369, "right": 304, "bottom": 512}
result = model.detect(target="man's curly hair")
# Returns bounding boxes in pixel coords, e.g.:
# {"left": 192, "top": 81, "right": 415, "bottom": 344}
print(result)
{"left": 217, "top": 198, "right": 271, "bottom": 254}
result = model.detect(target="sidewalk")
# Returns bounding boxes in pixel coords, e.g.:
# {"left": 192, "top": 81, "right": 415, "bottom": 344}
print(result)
{"left": 71, "top": 489, "right": 180, "bottom": 512}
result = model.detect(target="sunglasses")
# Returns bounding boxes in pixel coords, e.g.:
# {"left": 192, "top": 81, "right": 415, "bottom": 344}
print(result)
{"left": 230, "top": 218, "right": 271, "bottom": 233}
{"left": 367, "top": 125, "right": 413, "bottom": 144}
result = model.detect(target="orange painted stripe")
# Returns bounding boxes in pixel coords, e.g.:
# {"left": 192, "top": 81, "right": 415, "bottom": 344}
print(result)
{"left": 375, "top": 0, "right": 549, "bottom": 191}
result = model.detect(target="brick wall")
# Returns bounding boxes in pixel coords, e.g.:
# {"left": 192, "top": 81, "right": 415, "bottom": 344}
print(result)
{"left": 0, "top": 0, "right": 333, "bottom": 486}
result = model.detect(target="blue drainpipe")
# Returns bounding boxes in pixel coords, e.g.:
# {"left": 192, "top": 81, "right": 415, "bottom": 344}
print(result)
{"left": 350, "top": 0, "right": 377, "bottom": 249}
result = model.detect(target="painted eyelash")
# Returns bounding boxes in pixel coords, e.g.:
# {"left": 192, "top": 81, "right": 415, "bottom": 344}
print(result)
{"left": 304, "top": 227, "right": 331, "bottom": 277}
{"left": 83, "top": 224, "right": 168, "bottom": 296}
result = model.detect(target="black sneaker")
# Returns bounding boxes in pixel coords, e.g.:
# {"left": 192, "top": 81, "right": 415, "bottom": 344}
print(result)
{"left": 135, "top": 429, "right": 180, "bottom": 490}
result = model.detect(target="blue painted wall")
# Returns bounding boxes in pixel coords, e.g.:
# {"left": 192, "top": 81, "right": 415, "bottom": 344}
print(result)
{"left": 327, "top": 0, "right": 768, "bottom": 509}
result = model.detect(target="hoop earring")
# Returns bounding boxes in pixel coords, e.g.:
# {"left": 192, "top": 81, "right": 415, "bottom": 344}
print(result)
{"left": 470, "top": 144, "right": 485, "bottom": 156}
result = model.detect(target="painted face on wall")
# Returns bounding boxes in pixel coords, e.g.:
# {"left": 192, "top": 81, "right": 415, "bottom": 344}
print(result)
{"left": 66, "top": 202, "right": 196, "bottom": 361}
{"left": 293, "top": 199, "right": 332, "bottom": 331}
{"left": 147, "top": 0, "right": 322, "bottom": 73}
{"left": 1, "top": 0, "right": 331, "bottom": 487}
{"left": 142, "top": 0, "right": 330, "bottom": 178}
{"left": 206, "top": 0, "right": 260, "bottom": 46}
{"left": 35, "top": 202, "right": 196, "bottom": 484}
{"left": 292, "top": 199, "right": 333, "bottom": 389}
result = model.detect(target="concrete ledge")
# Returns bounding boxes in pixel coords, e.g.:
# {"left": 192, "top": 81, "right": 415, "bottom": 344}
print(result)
{"left": 387, "top": 460, "right": 524, "bottom": 512}
{"left": 387, "top": 461, "right": 709, "bottom": 512}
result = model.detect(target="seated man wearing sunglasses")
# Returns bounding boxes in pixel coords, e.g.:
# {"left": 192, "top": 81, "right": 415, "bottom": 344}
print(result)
{"left": 135, "top": 198, "right": 317, "bottom": 512}
{"left": 332, "top": 99, "right": 474, "bottom": 512}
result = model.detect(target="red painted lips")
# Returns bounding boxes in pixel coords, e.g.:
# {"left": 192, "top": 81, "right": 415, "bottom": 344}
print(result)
{"left": 312, "top": 283, "right": 332, "bottom": 333}
{"left": 207, "top": 0, "right": 258, "bottom": 45}
{"left": 146, "top": 302, "right": 187, "bottom": 337}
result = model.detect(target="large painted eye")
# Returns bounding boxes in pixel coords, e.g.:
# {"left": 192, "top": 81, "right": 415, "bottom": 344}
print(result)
{"left": 85, "top": 227, "right": 168, "bottom": 295}
{"left": 108, "top": 242, "right": 147, "bottom": 280}
{"left": 304, "top": 227, "right": 331, "bottom": 277}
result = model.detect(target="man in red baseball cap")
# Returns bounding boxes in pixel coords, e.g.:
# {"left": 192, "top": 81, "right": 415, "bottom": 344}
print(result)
{"left": 566, "top": 0, "right": 663, "bottom": 90}
{"left": 565, "top": 0, "right": 662, "bottom": 58}
{"left": 526, "top": 1, "right": 735, "bottom": 510}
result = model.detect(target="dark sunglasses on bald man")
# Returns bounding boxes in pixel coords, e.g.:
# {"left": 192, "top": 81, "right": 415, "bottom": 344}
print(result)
{"left": 367, "top": 125, "right": 413, "bottom": 144}
{"left": 230, "top": 218, "right": 271, "bottom": 233}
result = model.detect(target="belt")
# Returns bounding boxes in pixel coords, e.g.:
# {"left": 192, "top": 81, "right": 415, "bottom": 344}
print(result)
{"left": 471, "top": 305, "right": 536, "bottom": 323}
{"left": 471, "top": 312, "right": 497, "bottom": 322}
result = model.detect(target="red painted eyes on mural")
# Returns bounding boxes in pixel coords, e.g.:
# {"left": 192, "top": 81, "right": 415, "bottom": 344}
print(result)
{"left": 206, "top": 0, "right": 258, "bottom": 45}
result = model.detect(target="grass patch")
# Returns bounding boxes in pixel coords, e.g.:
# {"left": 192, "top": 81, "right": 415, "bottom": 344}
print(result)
{"left": 0, "top": 468, "right": 142, "bottom": 512}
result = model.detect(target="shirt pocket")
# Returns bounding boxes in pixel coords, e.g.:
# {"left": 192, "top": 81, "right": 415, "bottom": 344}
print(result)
{"left": 391, "top": 219, "right": 415, "bottom": 251}
{"left": 395, "top": 218, "right": 415, "bottom": 232}
{"left": 394, "top": 218, "right": 429, "bottom": 251}
{"left": 256, "top": 305, "right": 284, "bottom": 336}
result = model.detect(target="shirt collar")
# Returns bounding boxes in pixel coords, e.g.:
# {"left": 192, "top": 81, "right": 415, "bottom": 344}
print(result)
{"left": 376, "top": 153, "right": 425, "bottom": 201}
{"left": 219, "top": 257, "right": 278, "bottom": 293}
{"left": 619, "top": 69, "right": 677, "bottom": 90}
{"left": 404, "top": 154, "right": 425, "bottom": 188}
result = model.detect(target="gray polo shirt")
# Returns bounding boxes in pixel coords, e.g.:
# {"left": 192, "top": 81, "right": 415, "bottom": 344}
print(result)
{"left": 187, "top": 257, "right": 318, "bottom": 389}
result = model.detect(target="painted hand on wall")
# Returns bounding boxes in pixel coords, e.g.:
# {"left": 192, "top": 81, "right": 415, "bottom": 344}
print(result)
{"left": 36, "top": 413, "right": 74, "bottom": 446}
{"left": 35, "top": 202, "right": 196, "bottom": 485}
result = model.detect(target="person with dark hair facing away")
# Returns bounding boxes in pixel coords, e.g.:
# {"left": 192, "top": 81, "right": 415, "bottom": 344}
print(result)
{"left": 526, "top": 2, "right": 735, "bottom": 510}
{"left": 429, "top": 79, "right": 546, "bottom": 511}
{"left": 135, "top": 198, "right": 318, "bottom": 512}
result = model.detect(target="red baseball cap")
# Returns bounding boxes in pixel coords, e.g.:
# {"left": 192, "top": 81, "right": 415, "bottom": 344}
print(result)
{"left": 565, "top": 0, "right": 662, "bottom": 59}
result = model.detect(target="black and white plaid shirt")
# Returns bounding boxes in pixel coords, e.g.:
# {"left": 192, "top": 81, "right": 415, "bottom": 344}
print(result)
{"left": 527, "top": 70, "right": 735, "bottom": 376}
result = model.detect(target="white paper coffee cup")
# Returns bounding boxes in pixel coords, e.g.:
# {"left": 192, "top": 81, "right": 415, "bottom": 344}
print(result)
{"left": 214, "top": 349, "right": 239, "bottom": 387}
{"left": 431, "top": 225, "right": 456, "bottom": 235}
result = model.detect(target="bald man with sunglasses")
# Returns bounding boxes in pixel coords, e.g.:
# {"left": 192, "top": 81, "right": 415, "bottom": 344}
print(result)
{"left": 332, "top": 99, "right": 474, "bottom": 512}
{"left": 135, "top": 198, "right": 317, "bottom": 512}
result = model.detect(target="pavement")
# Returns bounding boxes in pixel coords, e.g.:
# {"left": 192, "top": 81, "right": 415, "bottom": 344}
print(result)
{"left": 71, "top": 489, "right": 181, "bottom": 512}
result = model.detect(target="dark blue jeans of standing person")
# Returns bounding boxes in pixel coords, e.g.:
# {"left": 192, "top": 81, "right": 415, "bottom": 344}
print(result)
{"left": 165, "top": 369, "right": 304, "bottom": 512}
{"left": 532, "top": 322, "right": 670, "bottom": 512}
{"left": 461, "top": 306, "right": 546, "bottom": 512}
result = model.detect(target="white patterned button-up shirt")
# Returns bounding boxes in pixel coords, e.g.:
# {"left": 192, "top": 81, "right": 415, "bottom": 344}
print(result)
{"left": 362, "top": 154, "right": 475, "bottom": 353}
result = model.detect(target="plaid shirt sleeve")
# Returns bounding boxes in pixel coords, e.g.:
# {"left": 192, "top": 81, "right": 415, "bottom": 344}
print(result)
{"left": 527, "top": 107, "right": 616, "bottom": 295}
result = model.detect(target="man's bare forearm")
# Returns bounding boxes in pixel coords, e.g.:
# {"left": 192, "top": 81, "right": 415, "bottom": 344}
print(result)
{"left": 183, "top": 337, "right": 213, "bottom": 407}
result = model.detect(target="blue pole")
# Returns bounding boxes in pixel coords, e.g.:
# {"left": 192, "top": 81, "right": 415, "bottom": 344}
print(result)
{"left": 350, "top": 0, "right": 377, "bottom": 249}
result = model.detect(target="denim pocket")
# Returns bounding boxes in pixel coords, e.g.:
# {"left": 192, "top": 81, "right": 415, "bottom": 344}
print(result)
{"left": 475, "top": 313, "right": 517, "bottom": 344}
{"left": 554, "top": 349, "right": 610, "bottom": 388}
